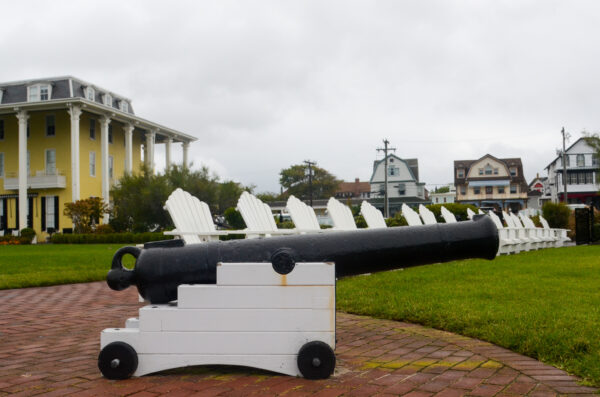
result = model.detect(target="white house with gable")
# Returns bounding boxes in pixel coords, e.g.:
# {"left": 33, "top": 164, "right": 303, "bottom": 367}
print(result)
{"left": 545, "top": 137, "right": 599, "bottom": 208}
{"left": 369, "top": 154, "right": 427, "bottom": 215}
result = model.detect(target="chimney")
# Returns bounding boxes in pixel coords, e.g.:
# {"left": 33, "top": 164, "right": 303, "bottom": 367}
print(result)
{"left": 355, "top": 178, "right": 359, "bottom": 183}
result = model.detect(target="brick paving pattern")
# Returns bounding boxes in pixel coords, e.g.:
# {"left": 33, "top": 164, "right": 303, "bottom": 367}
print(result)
{"left": 0, "top": 282, "right": 596, "bottom": 396}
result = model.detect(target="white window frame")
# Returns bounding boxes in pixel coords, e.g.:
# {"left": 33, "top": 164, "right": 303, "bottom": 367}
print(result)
{"left": 46, "top": 196, "right": 56, "bottom": 230}
{"left": 103, "top": 93, "right": 112, "bottom": 107}
{"left": 457, "top": 169, "right": 464, "bottom": 178}
{"left": 90, "top": 151, "right": 96, "bottom": 177}
{"left": 0, "top": 152, "right": 4, "bottom": 177}
{"left": 576, "top": 154, "right": 585, "bottom": 167}
{"left": 109, "top": 155, "right": 114, "bottom": 179}
{"left": 85, "top": 86, "right": 95, "bottom": 101}
{"left": 89, "top": 119, "right": 96, "bottom": 140}
{"left": 120, "top": 101, "right": 129, "bottom": 113}
{"left": 28, "top": 84, "right": 52, "bottom": 102}
{"left": 45, "top": 149, "right": 56, "bottom": 175}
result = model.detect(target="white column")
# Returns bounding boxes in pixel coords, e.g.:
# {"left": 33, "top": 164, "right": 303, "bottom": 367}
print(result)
{"left": 145, "top": 130, "right": 156, "bottom": 173}
{"left": 182, "top": 142, "right": 189, "bottom": 169}
{"left": 165, "top": 137, "right": 172, "bottom": 170}
{"left": 124, "top": 123, "right": 134, "bottom": 174}
{"left": 68, "top": 105, "right": 82, "bottom": 201}
{"left": 16, "top": 110, "right": 28, "bottom": 231}
{"left": 99, "top": 116, "right": 111, "bottom": 223}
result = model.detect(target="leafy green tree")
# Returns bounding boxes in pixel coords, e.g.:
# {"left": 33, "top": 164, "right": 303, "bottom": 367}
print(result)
{"left": 435, "top": 186, "right": 450, "bottom": 193}
{"left": 110, "top": 165, "right": 252, "bottom": 232}
{"left": 279, "top": 163, "right": 341, "bottom": 200}
{"left": 255, "top": 192, "right": 281, "bottom": 203}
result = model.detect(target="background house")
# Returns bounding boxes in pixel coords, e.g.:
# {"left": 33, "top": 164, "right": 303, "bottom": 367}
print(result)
{"left": 430, "top": 185, "right": 456, "bottom": 205}
{"left": 0, "top": 76, "right": 195, "bottom": 237}
{"left": 545, "top": 137, "right": 599, "bottom": 208}
{"left": 334, "top": 178, "right": 371, "bottom": 199}
{"left": 454, "top": 154, "right": 528, "bottom": 213}
{"left": 369, "top": 154, "right": 427, "bottom": 215}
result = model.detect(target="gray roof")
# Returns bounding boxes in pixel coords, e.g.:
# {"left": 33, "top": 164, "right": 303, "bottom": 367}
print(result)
{"left": 0, "top": 76, "right": 134, "bottom": 115}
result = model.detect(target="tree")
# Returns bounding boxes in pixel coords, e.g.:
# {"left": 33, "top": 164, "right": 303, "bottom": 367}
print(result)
{"left": 279, "top": 163, "right": 341, "bottom": 200}
{"left": 110, "top": 164, "right": 252, "bottom": 232}
{"left": 64, "top": 197, "right": 110, "bottom": 233}
{"left": 435, "top": 186, "right": 450, "bottom": 193}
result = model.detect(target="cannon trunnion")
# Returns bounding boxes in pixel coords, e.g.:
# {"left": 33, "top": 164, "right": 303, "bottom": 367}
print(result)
{"left": 99, "top": 216, "right": 498, "bottom": 380}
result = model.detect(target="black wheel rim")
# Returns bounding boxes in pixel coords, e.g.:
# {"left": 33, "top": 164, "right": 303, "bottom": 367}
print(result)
{"left": 297, "top": 341, "right": 335, "bottom": 380}
{"left": 98, "top": 342, "right": 138, "bottom": 380}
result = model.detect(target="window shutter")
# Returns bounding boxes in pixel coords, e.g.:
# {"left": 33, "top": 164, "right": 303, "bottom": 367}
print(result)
{"left": 1, "top": 199, "right": 6, "bottom": 230}
{"left": 41, "top": 197, "right": 46, "bottom": 231}
{"left": 54, "top": 196, "right": 59, "bottom": 231}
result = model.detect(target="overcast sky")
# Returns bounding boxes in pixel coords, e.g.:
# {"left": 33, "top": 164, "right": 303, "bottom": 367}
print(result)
{"left": 2, "top": 1, "right": 599, "bottom": 192}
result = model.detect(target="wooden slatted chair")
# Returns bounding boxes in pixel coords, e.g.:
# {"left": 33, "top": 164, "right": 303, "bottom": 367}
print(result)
{"left": 488, "top": 211, "right": 519, "bottom": 255}
{"left": 327, "top": 197, "right": 357, "bottom": 230}
{"left": 519, "top": 213, "right": 554, "bottom": 249}
{"left": 360, "top": 201, "right": 387, "bottom": 229}
{"left": 237, "top": 191, "right": 296, "bottom": 238}
{"left": 440, "top": 206, "right": 457, "bottom": 223}
{"left": 418, "top": 204, "right": 437, "bottom": 225}
{"left": 509, "top": 212, "right": 542, "bottom": 250}
{"left": 401, "top": 204, "right": 423, "bottom": 226}
{"left": 164, "top": 188, "right": 230, "bottom": 244}
{"left": 539, "top": 216, "right": 570, "bottom": 247}
{"left": 466, "top": 208, "right": 477, "bottom": 220}
{"left": 286, "top": 195, "right": 322, "bottom": 233}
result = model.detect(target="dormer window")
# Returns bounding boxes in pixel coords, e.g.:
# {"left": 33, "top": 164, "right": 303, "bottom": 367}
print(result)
{"left": 0, "top": 89, "right": 3, "bottom": 104}
{"left": 103, "top": 93, "right": 112, "bottom": 107}
{"left": 119, "top": 101, "right": 129, "bottom": 113}
{"left": 509, "top": 167, "right": 517, "bottom": 176}
{"left": 85, "top": 87, "right": 95, "bottom": 101}
{"left": 484, "top": 165, "right": 493, "bottom": 175}
{"left": 28, "top": 84, "right": 52, "bottom": 102}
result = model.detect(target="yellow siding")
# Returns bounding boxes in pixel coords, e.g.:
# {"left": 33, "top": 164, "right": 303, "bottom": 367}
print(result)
{"left": 0, "top": 109, "right": 145, "bottom": 239}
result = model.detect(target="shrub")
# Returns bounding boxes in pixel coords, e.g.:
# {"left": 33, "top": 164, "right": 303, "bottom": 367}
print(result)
{"left": 20, "top": 228, "right": 36, "bottom": 242}
{"left": 224, "top": 207, "right": 246, "bottom": 229}
{"left": 95, "top": 224, "right": 115, "bottom": 234}
{"left": 0, "top": 235, "right": 31, "bottom": 245}
{"left": 426, "top": 203, "right": 478, "bottom": 222}
{"left": 50, "top": 232, "right": 173, "bottom": 244}
{"left": 531, "top": 215, "right": 542, "bottom": 228}
{"left": 355, "top": 215, "right": 367, "bottom": 228}
{"left": 542, "top": 202, "right": 571, "bottom": 229}
{"left": 386, "top": 213, "right": 408, "bottom": 227}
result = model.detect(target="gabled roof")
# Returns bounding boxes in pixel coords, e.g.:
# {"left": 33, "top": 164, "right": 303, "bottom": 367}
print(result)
{"left": 545, "top": 137, "right": 591, "bottom": 169}
{"left": 370, "top": 154, "right": 419, "bottom": 183}
{"left": 454, "top": 154, "right": 527, "bottom": 189}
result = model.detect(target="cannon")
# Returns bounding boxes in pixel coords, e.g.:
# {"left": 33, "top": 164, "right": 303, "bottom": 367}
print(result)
{"left": 99, "top": 216, "right": 498, "bottom": 380}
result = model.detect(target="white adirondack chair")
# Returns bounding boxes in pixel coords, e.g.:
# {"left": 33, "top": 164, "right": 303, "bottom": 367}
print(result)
{"left": 539, "top": 216, "right": 570, "bottom": 247}
{"left": 401, "top": 204, "right": 423, "bottom": 226}
{"left": 360, "top": 201, "right": 387, "bottom": 229}
{"left": 519, "top": 213, "right": 554, "bottom": 249}
{"left": 502, "top": 211, "right": 531, "bottom": 251}
{"left": 164, "top": 188, "right": 230, "bottom": 244}
{"left": 466, "top": 208, "right": 476, "bottom": 220}
{"left": 237, "top": 192, "right": 296, "bottom": 238}
{"left": 418, "top": 204, "right": 437, "bottom": 225}
{"left": 440, "top": 206, "right": 457, "bottom": 223}
{"left": 510, "top": 212, "right": 542, "bottom": 250}
{"left": 488, "top": 211, "right": 519, "bottom": 255}
{"left": 286, "top": 195, "right": 322, "bottom": 233}
{"left": 327, "top": 197, "right": 357, "bottom": 230}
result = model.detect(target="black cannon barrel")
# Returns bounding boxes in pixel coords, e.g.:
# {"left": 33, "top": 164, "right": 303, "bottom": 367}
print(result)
{"left": 108, "top": 215, "right": 499, "bottom": 304}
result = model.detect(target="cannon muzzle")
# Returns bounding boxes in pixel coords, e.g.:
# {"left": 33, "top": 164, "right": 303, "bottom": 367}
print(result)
{"left": 108, "top": 215, "right": 499, "bottom": 303}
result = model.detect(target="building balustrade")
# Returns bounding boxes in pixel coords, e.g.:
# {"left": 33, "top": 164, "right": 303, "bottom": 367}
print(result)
{"left": 4, "top": 169, "right": 67, "bottom": 190}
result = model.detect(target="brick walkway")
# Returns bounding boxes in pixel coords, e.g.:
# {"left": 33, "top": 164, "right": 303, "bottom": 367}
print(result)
{"left": 0, "top": 282, "right": 596, "bottom": 396}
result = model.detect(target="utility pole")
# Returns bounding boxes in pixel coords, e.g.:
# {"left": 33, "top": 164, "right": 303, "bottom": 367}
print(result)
{"left": 561, "top": 127, "right": 569, "bottom": 204}
{"left": 376, "top": 139, "right": 396, "bottom": 218}
{"left": 304, "top": 160, "right": 315, "bottom": 206}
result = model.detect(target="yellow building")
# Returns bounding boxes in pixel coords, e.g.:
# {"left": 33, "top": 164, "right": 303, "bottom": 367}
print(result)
{"left": 0, "top": 76, "right": 196, "bottom": 238}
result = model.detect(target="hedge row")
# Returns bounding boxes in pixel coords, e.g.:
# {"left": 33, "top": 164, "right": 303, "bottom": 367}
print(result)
{"left": 51, "top": 232, "right": 174, "bottom": 244}
{"left": 0, "top": 235, "right": 32, "bottom": 245}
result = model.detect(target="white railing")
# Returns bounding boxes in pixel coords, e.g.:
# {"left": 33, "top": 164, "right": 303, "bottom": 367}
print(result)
{"left": 4, "top": 169, "right": 66, "bottom": 190}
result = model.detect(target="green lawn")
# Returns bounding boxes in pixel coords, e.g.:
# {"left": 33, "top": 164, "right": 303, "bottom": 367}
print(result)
{"left": 337, "top": 245, "right": 600, "bottom": 386}
{"left": 0, "top": 244, "right": 130, "bottom": 289}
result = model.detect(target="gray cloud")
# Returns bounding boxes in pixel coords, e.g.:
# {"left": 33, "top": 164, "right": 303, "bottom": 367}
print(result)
{"left": 2, "top": 0, "right": 600, "bottom": 191}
